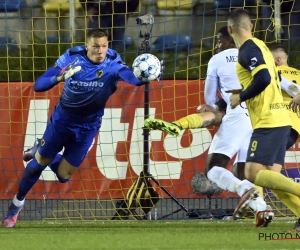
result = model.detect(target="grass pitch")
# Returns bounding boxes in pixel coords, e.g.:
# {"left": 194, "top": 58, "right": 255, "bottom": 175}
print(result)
{"left": 0, "top": 219, "right": 299, "bottom": 250}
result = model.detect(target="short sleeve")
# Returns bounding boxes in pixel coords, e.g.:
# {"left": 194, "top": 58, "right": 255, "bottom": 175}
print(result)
{"left": 238, "top": 40, "right": 267, "bottom": 75}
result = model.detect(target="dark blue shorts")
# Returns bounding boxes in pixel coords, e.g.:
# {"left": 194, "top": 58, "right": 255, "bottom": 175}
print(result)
{"left": 38, "top": 104, "right": 102, "bottom": 167}
{"left": 246, "top": 126, "right": 291, "bottom": 166}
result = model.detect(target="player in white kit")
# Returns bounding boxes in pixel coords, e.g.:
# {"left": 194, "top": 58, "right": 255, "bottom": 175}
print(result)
{"left": 204, "top": 26, "right": 252, "bottom": 179}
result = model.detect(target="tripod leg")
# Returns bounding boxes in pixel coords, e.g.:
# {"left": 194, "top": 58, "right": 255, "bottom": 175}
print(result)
{"left": 150, "top": 176, "right": 188, "bottom": 212}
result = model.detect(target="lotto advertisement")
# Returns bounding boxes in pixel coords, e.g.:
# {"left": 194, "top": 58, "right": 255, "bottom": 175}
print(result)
{"left": 0, "top": 81, "right": 299, "bottom": 200}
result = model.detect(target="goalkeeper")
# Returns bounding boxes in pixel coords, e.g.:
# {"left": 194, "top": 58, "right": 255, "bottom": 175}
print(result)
{"left": 2, "top": 29, "right": 160, "bottom": 228}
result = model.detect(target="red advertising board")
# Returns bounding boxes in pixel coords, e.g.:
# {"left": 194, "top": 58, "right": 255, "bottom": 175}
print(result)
{"left": 0, "top": 80, "right": 299, "bottom": 200}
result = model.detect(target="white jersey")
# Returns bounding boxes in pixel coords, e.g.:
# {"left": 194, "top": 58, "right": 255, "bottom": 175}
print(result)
{"left": 205, "top": 48, "right": 248, "bottom": 115}
{"left": 205, "top": 48, "right": 252, "bottom": 161}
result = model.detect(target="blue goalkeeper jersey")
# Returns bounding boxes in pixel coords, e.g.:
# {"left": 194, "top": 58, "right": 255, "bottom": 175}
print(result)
{"left": 34, "top": 46, "right": 144, "bottom": 117}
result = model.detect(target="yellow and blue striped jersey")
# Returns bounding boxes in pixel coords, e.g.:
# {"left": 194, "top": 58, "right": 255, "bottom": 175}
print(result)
{"left": 279, "top": 65, "right": 300, "bottom": 136}
{"left": 236, "top": 38, "right": 291, "bottom": 129}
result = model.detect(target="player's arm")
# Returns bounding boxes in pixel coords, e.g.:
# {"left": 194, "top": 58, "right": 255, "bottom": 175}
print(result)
{"left": 197, "top": 100, "right": 227, "bottom": 114}
{"left": 34, "top": 58, "right": 81, "bottom": 92}
{"left": 238, "top": 44, "right": 271, "bottom": 102}
{"left": 204, "top": 78, "right": 221, "bottom": 108}
{"left": 199, "top": 58, "right": 226, "bottom": 115}
{"left": 280, "top": 74, "right": 300, "bottom": 97}
{"left": 117, "top": 67, "right": 145, "bottom": 86}
{"left": 289, "top": 92, "right": 300, "bottom": 112}
{"left": 204, "top": 57, "right": 221, "bottom": 108}
{"left": 34, "top": 66, "right": 62, "bottom": 92}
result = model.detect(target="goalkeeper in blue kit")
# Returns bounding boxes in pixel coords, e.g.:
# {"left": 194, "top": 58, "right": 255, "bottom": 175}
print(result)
{"left": 2, "top": 28, "right": 155, "bottom": 228}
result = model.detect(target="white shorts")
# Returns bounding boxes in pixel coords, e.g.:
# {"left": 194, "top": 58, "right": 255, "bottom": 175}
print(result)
{"left": 208, "top": 112, "right": 253, "bottom": 162}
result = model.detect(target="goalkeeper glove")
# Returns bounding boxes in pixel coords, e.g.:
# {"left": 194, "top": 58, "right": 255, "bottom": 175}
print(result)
{"left": 57, "top": 59, "right": 81, "bottom": 82}
{"left": 157, "top": 60, "right": 165, "bottom": 82}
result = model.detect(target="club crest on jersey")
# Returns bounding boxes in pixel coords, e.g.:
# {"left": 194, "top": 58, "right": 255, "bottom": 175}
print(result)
{"left": 96, "top": 70, "right": 103, "bottom": 78}
{"left": 41, "top": 138, "right": 45, "bottom": 146}
{"left": 249, "top": 57, "right": 258, "bottom": 70}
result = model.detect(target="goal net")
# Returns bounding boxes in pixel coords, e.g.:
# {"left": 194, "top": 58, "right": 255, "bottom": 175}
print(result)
{"left": 0, "top": 0, "right": 300, "bottom": 222}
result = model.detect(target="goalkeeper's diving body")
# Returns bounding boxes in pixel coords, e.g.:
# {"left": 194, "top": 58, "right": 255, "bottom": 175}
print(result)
{"left": 2, "top": 29, "right": 153, "bottom": 228}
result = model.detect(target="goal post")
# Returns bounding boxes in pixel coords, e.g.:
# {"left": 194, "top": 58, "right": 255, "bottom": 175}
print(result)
{"left": 0, "top": 0, "right": 300, "bottom": 222}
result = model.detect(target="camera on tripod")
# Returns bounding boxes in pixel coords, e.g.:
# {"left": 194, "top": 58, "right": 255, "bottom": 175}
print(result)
{"left": 136, "top": 14, "right": 154, "bottom": 26}
{"left": 136, "top": 14, "right": 154, "bottom": 53}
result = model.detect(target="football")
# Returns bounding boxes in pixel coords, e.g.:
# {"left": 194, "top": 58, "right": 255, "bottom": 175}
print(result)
{"left": 132, "top": 53, "right": 161, "bottom": 82}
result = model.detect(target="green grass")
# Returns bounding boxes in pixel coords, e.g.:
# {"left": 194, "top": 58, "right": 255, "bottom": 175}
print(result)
{"left": 0, "top": 219, "right": 299, "bottom": 250}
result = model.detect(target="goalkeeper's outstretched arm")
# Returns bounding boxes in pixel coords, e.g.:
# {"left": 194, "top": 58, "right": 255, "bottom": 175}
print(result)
{"left": 34, "top": 66, "right": 62, "bottom": 92}
{"left": 34, "top": 59, "right": 82, "bottom": 92}
{"left": 117, "top": 67, "right": 145, "bottom": 86}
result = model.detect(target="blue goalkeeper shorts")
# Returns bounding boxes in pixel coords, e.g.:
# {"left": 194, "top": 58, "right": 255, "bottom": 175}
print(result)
{"left": 38, "top": 104, "right": 102, "bottom": 167}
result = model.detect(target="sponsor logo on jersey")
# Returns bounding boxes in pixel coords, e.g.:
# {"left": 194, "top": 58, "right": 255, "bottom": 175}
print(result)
{"left": 249, "top": 57, "right": 258, "bottom": 70}
{"left": 96, "top": 70, "right": 103, "bottom": 78}
{"left": 269, "top": 103, "right": 286, "bottom": 110}
{"left": 69, "top": 80, "right": 104, "bottom": 90}
{"left": 226, "top": 55, "right": 237, "bottom": 63}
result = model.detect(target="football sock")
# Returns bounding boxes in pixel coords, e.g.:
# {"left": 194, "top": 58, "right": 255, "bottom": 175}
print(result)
{"left": 271, "top": 190, "right": 300, "bottom": 218}
{"left": 234, "top": 179, "right": 267, "bottom": 212}
{"left": 16, "top": 158, "right": 46, "bottom": 201}
{"left": 173, "top": 114, "right": 203, "bottom": 129}
{"left": 208, "top": 169, "right": 269, "bottom": 212}
{"left": 207, "top": 166, "right": 239, "bottom": 192}
{"left": 235, "top": 179, "right": 255, "bottom": 197}
{"left": 12, "top": 195, "right": 25, "bottom": 207}
{"left": 248, "top": 196, "right": 267, "bottom": 212}
{"left": 254, "top": 170, "right": 300, "bottom": 197}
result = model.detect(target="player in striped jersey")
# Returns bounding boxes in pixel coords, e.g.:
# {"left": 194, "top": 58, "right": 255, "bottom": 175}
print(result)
{"left": 227, "top": 8, "right": 300, "bottom": 231}
{"left": 268, "top": 42, "right": 300, "bottom": 230}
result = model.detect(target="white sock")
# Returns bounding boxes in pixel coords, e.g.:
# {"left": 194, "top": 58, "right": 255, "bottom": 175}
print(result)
{"left": 234, "top": 179, "right": 267, "bottom": 212}
{"left": 207, "top": 166, "right": 241, "bottom": 193}
{"left": 248, "top": 197, "right": 267, "bottom": 212}
{"left": 12, "top": 195, "right": 25, "bottom": 207}
{"left": 235, "top": 179, "right": 255, "bottom": 197}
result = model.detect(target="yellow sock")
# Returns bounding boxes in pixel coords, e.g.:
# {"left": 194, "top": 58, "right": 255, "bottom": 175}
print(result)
{"left": 173, "top": 114, "right": 203, "bottom": 129}
{"left": 255, "top": 170, "right": 300, "bottom": 197}
{"left": 255, "top": 185, "right": 264, "bottom": 199}
{"left": 272, "top": 190, "right": 300, "bottom": 218}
